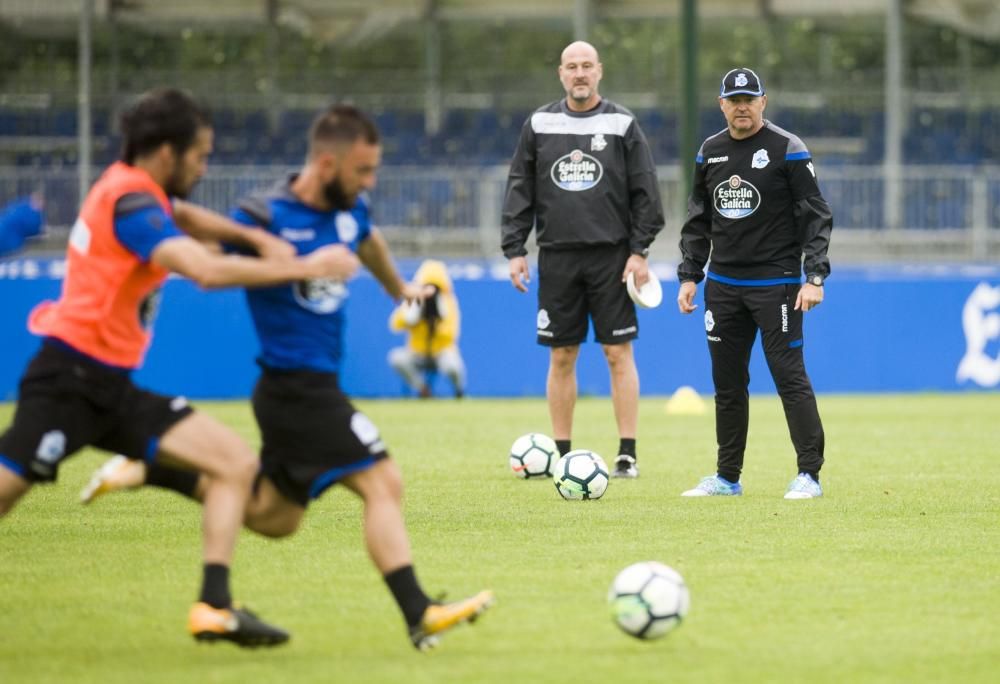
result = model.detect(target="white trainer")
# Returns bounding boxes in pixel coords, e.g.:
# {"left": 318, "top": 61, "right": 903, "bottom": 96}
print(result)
{"left": 79, "top": 455, "right": 145, "bottom": 504}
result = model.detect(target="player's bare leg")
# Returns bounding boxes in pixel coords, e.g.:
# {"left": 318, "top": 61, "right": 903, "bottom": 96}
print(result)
{"left": 156, "top": 412, "right": 289, "bottom": 647}
{"left": 242, "top": 477, "right": 305, "bottom": 538}
{"left": 341, "top": 459, "right": 411, "bottom": 571}
{"left": 603, "top": 341, "right": 640, "bottom": 478}
{"left": 156, "top": 413, "right": 255, "bottom": 566}
{"left": 0, "top": 466, "right": 31, "bottom": 516}
{"left": 342, "top": 459, "right": 494, "bottom": 650}
{"left": 83, "top": 456, "right": 306, "bottom": 539}
{"left": 547, "top": 345, "right": 580, "bottom": 443}
{"left": 81, "top": 448, "right": 493, "bottom": 649}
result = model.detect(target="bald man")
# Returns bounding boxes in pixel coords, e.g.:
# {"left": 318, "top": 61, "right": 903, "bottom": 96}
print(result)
{"left": 501, "top": 41, "right": 665, "bottom": 478}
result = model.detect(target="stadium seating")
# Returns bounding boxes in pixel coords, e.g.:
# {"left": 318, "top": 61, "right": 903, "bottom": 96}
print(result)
{"left": 2, "top": 104, "right": 997, "bottom": 167}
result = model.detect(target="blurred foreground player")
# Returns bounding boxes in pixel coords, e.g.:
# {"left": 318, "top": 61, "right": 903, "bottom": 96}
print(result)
{"left": 0, "top": 88, "right": 361, "bottom": 647}
{"left": 82, "top": 104, "right": 494, "bottom": 651}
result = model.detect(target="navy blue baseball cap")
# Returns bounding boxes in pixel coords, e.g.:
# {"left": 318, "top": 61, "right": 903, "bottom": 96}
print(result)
{"left": 720, "top": 68, "right": 765, "bottom": 98}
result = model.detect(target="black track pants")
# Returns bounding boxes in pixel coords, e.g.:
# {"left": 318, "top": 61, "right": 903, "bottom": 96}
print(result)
{"left": 703, "top": 279, "right": 825, "bottom": 482}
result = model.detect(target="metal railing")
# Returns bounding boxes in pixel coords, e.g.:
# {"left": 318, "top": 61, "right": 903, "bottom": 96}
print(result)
{"left": 2, "top": 164, "right": 998, "bottom": 261}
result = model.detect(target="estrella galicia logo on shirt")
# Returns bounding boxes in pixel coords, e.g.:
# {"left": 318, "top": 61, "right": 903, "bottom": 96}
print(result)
{"left": 714, "top": 175, "right": 761, "bottom": 219}
{"left": 293, "top": 278, "right": 348, "bottom": 314}
{"left": 550, "top": 149, "right": 603, "bottom": 191}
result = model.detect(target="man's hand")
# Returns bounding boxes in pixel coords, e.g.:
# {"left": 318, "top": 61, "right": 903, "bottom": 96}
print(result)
{"left": 677, "top": 281, "right": 699, "bottom": 314}
{"left": 247, "top": 228, "right": 296, "bottom": 261}
{"left": 509, "top": 256, "right": 530, "bottom": 293}
{"left": 400, "top": 282, "right": 428, "bottom": 303}
{"left": 304, "top": 244, "right": 360, "bottom": 281}
{"left": 622, "top": 254, "right": 649, "bottom": 287}
{"left": 795, "top": 283, "right": 824, "bottom": 312}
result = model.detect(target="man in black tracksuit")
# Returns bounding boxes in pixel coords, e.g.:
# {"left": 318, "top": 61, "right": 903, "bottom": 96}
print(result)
{"left": 676, "top": 68, "right": 832, "bottom": 500}
{"left": 502, "top": 41, "right": 664, "bottom": 478}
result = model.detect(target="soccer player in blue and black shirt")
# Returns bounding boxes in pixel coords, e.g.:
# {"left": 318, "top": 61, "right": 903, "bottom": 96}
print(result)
{"left": 82, "top": 105, "right": 494, "bottom": 650}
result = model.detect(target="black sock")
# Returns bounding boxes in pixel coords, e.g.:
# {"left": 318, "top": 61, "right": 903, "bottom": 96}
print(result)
{"left": 146, "top": 464, "right": 200, "bottom": 499}
{"left": 618, "top": 438, "right": 636, "bottom": 459}
{"left": 803, "top": 471, "right": 820, "bottom": 483}
{"left": 200, "top": 563, "right": 231, "bottom": 609}
{"left": 555, "top": 440, "right": 572, "bottom": 456}
{"left": 384, "top": 565, "right": 432, "bottom": 628}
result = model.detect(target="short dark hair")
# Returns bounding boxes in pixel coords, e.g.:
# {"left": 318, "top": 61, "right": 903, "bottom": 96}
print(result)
{"left": 120, "top": 88, "right": 212, "bottom": 164}
{"left": 308, "top": 104, "right": 380, "bottom": 156}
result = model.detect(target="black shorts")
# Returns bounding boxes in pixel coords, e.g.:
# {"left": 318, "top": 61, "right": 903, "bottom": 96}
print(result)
{"left": 536, "top": 243, "right": 638, "bottom": 347}
{"left": 0, "top": 340, "right": 194, "bottom": 482}
{"left": 252, "top": 367, "right": 389, "bottom": 507}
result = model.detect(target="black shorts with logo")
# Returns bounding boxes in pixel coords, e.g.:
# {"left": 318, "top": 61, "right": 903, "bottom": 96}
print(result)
{"left": 0, "top": 340, "right": 194, "bottom": 482}
{"left": 536, "top": 242, "right": 637, "bottom": 347}
{"left": 252, "top": 366, "right": 389, "bottom": 508}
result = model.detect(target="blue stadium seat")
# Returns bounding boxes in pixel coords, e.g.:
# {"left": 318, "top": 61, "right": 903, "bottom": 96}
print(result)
{"left": 0, "top": 103, "right": 989, "bottom": 167}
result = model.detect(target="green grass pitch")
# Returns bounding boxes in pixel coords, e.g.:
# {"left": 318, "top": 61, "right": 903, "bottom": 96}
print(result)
{"left": 1, "top": 394, "right": 998, "bottom": 683}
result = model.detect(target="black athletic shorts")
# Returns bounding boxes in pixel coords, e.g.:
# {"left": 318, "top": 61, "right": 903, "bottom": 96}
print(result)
{"left": 536, "top": 243, "right": 637, "bottom": 347}
{"left": 252, "top": 366, "right": 389, "bottom": 507}
{"left": 0, "top": 340, "right": 194, "bottom": 482}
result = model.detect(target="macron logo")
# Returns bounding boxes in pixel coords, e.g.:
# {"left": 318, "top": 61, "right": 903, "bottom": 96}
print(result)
{"left": 705, "top": 156, "right": 729, "bottom": 164}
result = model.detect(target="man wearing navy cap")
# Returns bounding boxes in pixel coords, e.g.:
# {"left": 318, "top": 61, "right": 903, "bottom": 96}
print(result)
{"left": 676, "top": 68, "right": 833, "bottom": 500}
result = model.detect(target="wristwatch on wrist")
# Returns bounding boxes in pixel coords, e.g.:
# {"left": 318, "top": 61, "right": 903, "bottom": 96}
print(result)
{"left": 633, "top": 247, "right": 650, "bottom": 258}
{"left": 807, "top": 274, "right": 825, "bottom": 287}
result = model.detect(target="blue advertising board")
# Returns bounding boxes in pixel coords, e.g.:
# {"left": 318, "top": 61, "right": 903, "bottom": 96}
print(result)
{"left": 1, "top": 258, "right": 998, "bottom": 400}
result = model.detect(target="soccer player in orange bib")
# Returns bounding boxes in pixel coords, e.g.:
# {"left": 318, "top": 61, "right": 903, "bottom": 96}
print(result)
{"left": 0, "top": 88, "right": 359, "bottom": 647}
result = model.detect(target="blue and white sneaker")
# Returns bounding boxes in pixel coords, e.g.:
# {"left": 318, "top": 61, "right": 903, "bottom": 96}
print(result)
{"left": 681, "top": 475, "right": 743, "bottom": 497}
{"left": 784, "top": 473, "right": 823, "bottom": 499}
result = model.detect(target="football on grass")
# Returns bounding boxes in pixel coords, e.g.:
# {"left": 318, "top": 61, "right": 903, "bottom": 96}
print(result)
{"left": 608, "top": 561, "right": 689, "bottom": 639}
{"left": 509, "top": 432, "right": 558, "bottom": 479}
{"left": 552, "top": 449, "right": 609, "bottom": 499}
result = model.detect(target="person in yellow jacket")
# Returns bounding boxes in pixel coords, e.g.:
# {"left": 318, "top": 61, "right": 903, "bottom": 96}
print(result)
{"left": 388, "top": 259, "right": 465, "bottom": 398}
